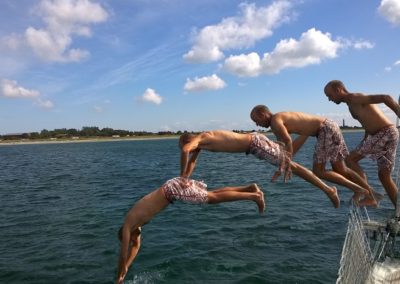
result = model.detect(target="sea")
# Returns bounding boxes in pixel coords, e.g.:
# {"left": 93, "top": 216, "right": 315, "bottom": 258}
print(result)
{"left": 0, "top": 131, "right": 398, "bottom": 284}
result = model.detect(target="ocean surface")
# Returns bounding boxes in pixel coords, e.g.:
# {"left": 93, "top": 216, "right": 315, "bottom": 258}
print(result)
{"left": 1, "top": 132, "right": 398, "bottom": 284}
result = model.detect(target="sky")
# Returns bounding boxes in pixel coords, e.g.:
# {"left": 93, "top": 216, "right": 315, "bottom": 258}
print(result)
{"left": 0, "top": 0, "right": 399, "bottom": 134}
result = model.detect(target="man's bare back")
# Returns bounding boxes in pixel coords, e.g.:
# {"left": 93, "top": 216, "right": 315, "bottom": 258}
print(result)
{"left": 195, "top": 130, "right": 252, "bottom": 152}
{"left": 271, "top": 112, "right": 325, "bottom": 137}
{"left": 124, "top": 188, "right": 169, "bottom": 231}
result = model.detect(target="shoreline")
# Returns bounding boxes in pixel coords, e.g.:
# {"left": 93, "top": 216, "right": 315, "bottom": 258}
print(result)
{"left": 0, "top": 129, "right": 364, "bottom": 146}
{"left": 0, "top": 135, "right": 179, "bottom": 146}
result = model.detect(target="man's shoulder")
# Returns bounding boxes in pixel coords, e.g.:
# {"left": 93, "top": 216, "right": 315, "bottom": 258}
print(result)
{"left": 272, "top": 112, "right": 287, "bottom": 120}
{"left": 346, "top": 92, "right": 365, "bottom": 102}
{"left": 273, "top": 111, "right": 300, "bottom": 121}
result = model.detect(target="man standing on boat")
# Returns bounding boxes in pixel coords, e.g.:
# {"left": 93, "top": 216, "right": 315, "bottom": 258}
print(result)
{"left": 324, "top": 80, "right": 400, "bottom": 210}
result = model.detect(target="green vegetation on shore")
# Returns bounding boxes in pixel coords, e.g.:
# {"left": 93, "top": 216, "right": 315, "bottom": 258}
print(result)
{"left": 0, "top": 126, "right": 364, "bottom": 143}
{"left": 0, "top": 127, "right": 183, "bottom": 142}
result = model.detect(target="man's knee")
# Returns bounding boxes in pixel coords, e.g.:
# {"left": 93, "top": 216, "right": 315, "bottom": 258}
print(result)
{"left": 312, "top": 164, "right": 325, "bottom": 178}
{"left": 346, "top": 151, "right": 363, "bottom": 165}
{"left": 206, "top": 193, "right": 217, "bottom": 204}
{"left": 331, "top": 160, "right": 347, "bottom": 175}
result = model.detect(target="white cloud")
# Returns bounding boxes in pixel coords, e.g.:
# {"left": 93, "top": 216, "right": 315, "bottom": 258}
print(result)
{"left": 1, "top": 34, "right": 24, "bottom": 51}
{"left": 224, "top": 28, "right": 370, "bottom": 77}
{"left": 183, "top": 1, "right": 294, "bottom": 63}
{"left": 93, "top": 105, "right": 103, "bottom": 113}
{"left": 0, "top": 79, "right": 54, "bottom": 109}
{"left": 3, "top": 0, "right": 108, "bottom": 63}
{"left": 184, "top": 74, "right": 226, "bottom": 92}
{"left": 379, "top": 0, "right": 400, "bottom": 25}
{"left": 35, "top": 98, "right": 54, "bottom": 109}
{"left": 38, "top": 0, "right": 109, "bottom": 30}
{"left": 1, "top": 79, "right": 54, "bottom": 110}
{"left": 352, "top": 40, "right": 375, "bottom": 49}
{"left": 1, "top": 79, "right": 40, "bottom": 98}
{"left": 139, "top": 88, "right": 162, "bottom": 105}
{"left": 224, "top": 52, "right": 262, "bottom": 77}
{"left": 384, "top": 59, "right": 400, "bottom": 72}
{"left": 25, "top": 27, "right": 90, "bottom": 62}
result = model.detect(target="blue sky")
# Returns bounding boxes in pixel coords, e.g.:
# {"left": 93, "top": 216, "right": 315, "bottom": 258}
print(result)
{"left": 0, "top": 0, "right": 399, "bottom": 134}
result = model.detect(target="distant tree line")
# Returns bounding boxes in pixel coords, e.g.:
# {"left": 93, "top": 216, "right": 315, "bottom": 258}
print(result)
{"left": 0, "top": 127, "right": 188, "bottom": 140}
{"left": 0, "top": 126, "right": 365, "bottom": 141}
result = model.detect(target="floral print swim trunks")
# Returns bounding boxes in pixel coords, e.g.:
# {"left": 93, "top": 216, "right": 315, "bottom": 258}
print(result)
{"left": 354, "top": 124, "right": 399, "bottom": 171}
{"left": 313, "top": 119, "right": 349, "bottom": 164}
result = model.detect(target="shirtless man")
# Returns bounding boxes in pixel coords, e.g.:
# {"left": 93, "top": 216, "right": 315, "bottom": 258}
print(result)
{"left": 324, "top": 80, "right": 400, "bottom": 210}
{"left": 250, "top": 105, "right": 377, "bottom": 207}
{"left": 179, "top": 131, "right": 339, "bottom": 208}
{"left": 116, "top": 177, "right": 265, "bottom": 284}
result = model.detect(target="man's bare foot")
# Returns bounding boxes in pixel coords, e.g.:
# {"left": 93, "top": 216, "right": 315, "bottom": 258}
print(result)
{"left": 358, "top": 196, "right": 378, "bottom": 208}
{"left": 255, "top": 191, "right": 265, "bottom": 214}
{"left": 326, "top": 186, "right": 340, "bottom": 208}
{"left": 250, "top": 183, "right": 261, "bottom": 193}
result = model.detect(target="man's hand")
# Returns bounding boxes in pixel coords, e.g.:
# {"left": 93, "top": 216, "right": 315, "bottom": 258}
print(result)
{"left": 271, "top": 165, "right": 292, "bottom": 183}
{"left": 283, "top": 166, "right": 292, "bottom": 182}
{"left": 271, "top": 155, "right": 292, "bottom": 182}
{"left": 116, "top": 267, "right": 127, "bottom": 284}
{"left": 271, "top": 170, "right": 282, "bottom": 182}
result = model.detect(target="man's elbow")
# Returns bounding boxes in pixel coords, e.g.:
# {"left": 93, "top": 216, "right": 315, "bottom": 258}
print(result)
{"left": 181, "top": 149, "right": 191, "bottom": 157}
{"left": 281, "top": 138, "right": 292, "bottom": 147}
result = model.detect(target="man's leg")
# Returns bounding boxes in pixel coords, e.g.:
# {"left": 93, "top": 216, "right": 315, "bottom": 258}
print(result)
{"left": 346, "top": 151, "right": 368, "bottom": 181}
{"left": 290, "top": 161, "right": 340, "bottom": 208}
{"left": 207, "top": 185, "right": 265, "bottom": 213}
{"left": 378, "top": 168, "right": 398, "bottom": 208}
{"left": 211, "top": 183, "right": 259, "bottom": 193}
{"left": 331, "top": 161, "right": 379, "bottom": 207}
{"left": 313, "top": 161, "right": 369, "bottom": 197}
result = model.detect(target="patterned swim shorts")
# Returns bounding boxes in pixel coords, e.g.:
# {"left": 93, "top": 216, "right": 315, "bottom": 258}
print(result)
{"left": 354, "top": 124, "right": 399, "bottom": 171}
{"left": 314, "top": 119, "right": 349, "bottom": 164}
{"left": 247, "top": 132, "right": 287, "bottom": 166}
{"left": 161, "top": 177, "right": 208, "bottom": 204}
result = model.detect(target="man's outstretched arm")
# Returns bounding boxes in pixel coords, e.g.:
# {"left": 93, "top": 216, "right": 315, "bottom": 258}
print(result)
{"left": 347, "top": 93, "right": 400, "bottom": 117}
{"left": 185, "top": 149, "right": 201, "bottom": 178}
{"left": 292, "top": 135, "right": 309, "bottom": 156}
{"left": 271, "top": 118, "right": 293, "bottom": 158}
{"left": 180, "top": 139, "right": 200, "bottom": 178}
{"left": 116, "top": 229, "right": 131, "bottom": 284}
{"left": 180, "top": 150, "right": 190, "bottom": 177}
{"left": 125, "top": 235, "right": 141, "bottom": 272}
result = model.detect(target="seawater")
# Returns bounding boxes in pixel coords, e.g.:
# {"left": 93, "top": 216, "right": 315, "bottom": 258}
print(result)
{"left": 0, "top": 132, "right": 397, "bottom": 284}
